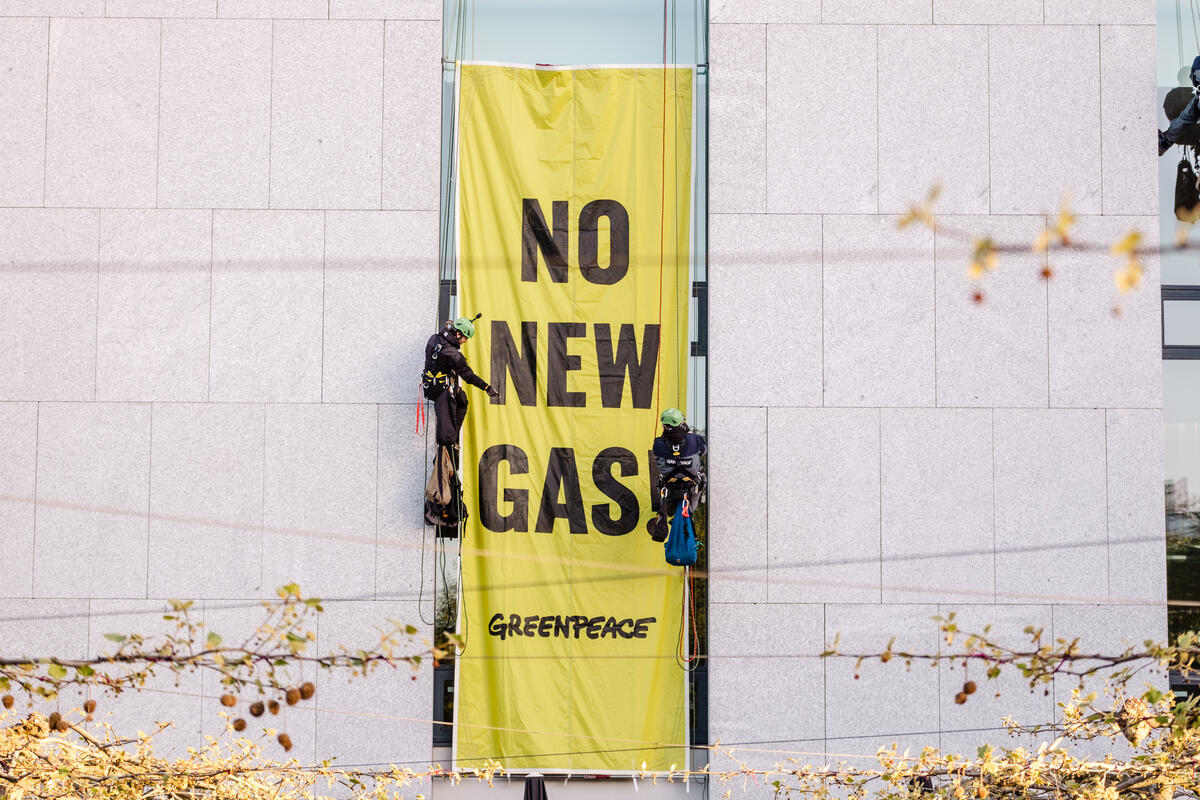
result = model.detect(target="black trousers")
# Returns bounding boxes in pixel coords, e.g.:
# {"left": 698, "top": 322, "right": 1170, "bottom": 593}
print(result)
{"left": 427, "top": 386, "right": 468, "bottom": 446}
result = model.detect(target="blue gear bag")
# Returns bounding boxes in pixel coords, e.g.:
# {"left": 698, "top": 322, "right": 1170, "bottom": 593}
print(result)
{"left": 664, "top": 497, "right": 697, "bottom": 567}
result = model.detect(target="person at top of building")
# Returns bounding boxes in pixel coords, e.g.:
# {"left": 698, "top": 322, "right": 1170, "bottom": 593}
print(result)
{"left": 647, "top": 407, "right": 706, "bottom": 542}
{"left": 422, "top": 316, "right": 498, "bottom": 447}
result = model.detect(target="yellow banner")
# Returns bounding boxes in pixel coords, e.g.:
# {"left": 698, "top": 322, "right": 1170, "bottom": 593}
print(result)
{"left": 454, "top": 63, "right": 693, "bottom": 773}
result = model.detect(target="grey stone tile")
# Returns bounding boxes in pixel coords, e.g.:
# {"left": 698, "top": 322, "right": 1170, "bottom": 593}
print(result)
{"left": 1106, "top": 409, "right": 1166, "bottom": 605}
{"left": 710, "top": 25, "right": 765, "bottom": 214}
{"left": 1045, "top": 0, "right": 1154, "bottom": 24}
{"left": 878, "top": 25, "right": 989, "bottom": 215}
{"left": 934, "top": 216, "right": 1049, "bottom": 407}
{"left": 33, "top": 402, "right": 151, "bottom": 598}
{"left": 96, "top": 210, "right": 211, "bottom": 402}
{"left": 0, "top": 403, "right": 37, "bottom": 598}
{"left": 1052, "top": 603, "right": 1168, "bottom": 655}
{"left": 881, "top": 409, "right": 994, "bottom": 603}
{"left": 709, "top": 214, "right": 821, "bottom": 407}
{"left": 332, "top": 0, "right": 440, "bottom": 18}
{"left": 938, "top": 729, "right": 1053, "bottom": 764}
{"left": 107, "top": 0, "right": 216, "bottom": 14}
{"left": 262, "top": 404, "right": 377, "bottom": 599}
{"left": 824, "top": 736, "right": 938, "bottom": 775}
{"left": 766, "top": 25, "right": 877, "bottom": 213}
{"left": 709, "top": 602, "right": 824, "bottom": 656}
{"left": 993, "top": 409, "right": 1108, "bottom": 604}
{"left": 0, "top": 598, "right": 89, "bottom": 659}
{"left": 708, "top": 746, "right": 828, "bottom": 800}
{"left": 824, "top": 605, "right": 940, "bottom": 742}
{"left": 44, "top": 18, "right": 158, "bottom": 208}
{"left": 270, "top": 20, "right": 383, "bottom": 209}
{"left": 216, "top": 0, "right": 326, "bottom": 16}
{"left": 382, "top": 21, "right": 439, "bottom": 210}
{"left": 0, "top": 19, "right": 46, "bottom": 206}
{"left": 158, "top": 19, "right": 271, "bottom": 209}
{"left": 209, "top": 210, "right": 324, "bottom": 403}
{"left": 313, "top": 600, "right": 432, "bottom": 765}
{"left": 707, "top": 406, "right": 767, "bottom": 603}
{"left": 822, "top": 215, "right": 935, "bottom": 406}
{"left": 1100, "top": 26, "right": 1155, "bottom": 215}
{"left": 989, "top": 25, "right": 1102, "bottom": 214}
{"left": 935, "top": 605, "right": 1056, "bottom": 751}
{"left": 0, "top": 599, "right": 90, "bottom": 717}
{"left": 0, "top": 208, "right": 99, "bottom": 401}
{"left": 932, "top": 0, "right": 1041, "bottom": 23}
{"left": 198, "top": 600, "right": 320, "bottom": 761}
{"left": 1051, "top": 604, "right": 1168, "bottom": 731}
{"left": 377, "top": 404, "right": 432, "bottom": 601}
{"left": 148, "top": 403, "right": 264, "bottom": 599}
{"left": 823, "top": 0, "right": 930, "bottom": 22}
{"left": 709, "top": 656, "right": 824, "bottom": 746}
{"left": 0, "top": 0, "right": 100, "bottom": 14}
{"left": 710, "top": 0, "right": 819, "bottom": 23}
{"left": 323, "top": 210, "right": 439, "bottom": 402}
{"left": 84, "top": 600, "right": 204, "bottom": 758}
{"left": 768, "top": 407, "right": 881, "bottom": 603}
{"left": 1047, "top": 216, "right": 1161, "bottom": 409}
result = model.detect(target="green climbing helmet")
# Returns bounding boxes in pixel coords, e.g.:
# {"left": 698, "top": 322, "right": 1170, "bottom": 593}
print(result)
{"left": 661, "top": 408, "right": 684, "bottom": 427}
{"left": 452, "top": 317, "right": 476, "bottom": 339}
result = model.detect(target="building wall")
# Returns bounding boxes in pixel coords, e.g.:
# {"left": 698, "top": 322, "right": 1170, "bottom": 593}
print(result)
{"left": 705, "top": 0, "right": 1166, "bottom": 788}
{"left": 0, "top": 1, "right": 442, "bottom": 783}
{"left": 0, "top": 0, "right": 1166, "bottom": 794}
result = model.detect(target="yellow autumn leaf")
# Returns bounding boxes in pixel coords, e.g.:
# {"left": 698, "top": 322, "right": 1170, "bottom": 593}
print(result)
{"left": 968, "top": 262, "right": 985, "bottom": 281}
{"left": 1054, "top": 196, "right": 1076, "bottom": 237}
{"left": 1109, "top": 231, "right": 1143, "bottom": 257}
{"left": 1032, "top": 229, "right": 1051, "bottom": 252}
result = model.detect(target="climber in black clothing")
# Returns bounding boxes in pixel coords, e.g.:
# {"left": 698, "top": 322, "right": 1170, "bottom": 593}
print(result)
{"left": 1161, "top": 56, "right": 1200, "bottom": 155}
{"left": 422, "top": 317, "right": 498, "bottom": 447}
{"left": 646, "top": 408, "right": 706, "bottom": 542}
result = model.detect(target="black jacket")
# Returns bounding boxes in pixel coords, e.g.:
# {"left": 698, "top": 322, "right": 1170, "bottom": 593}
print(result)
{"left": 424, "top": 329, "right": 488, "bottom": 391}
{"left": 653, "top": 426, "right": 706, "bottom": 481}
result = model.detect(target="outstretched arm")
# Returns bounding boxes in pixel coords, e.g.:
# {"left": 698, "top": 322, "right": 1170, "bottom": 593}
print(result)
{"left": 1164, "top": 92, "right": 1200, "bottom": 145}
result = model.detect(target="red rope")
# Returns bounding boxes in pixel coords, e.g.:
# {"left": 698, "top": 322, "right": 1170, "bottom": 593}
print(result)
{"left": 677, "top": 565, "right": 700, "bottom": 666}
{"left": 415, "top": 385, "right": 426, "bottom": 435}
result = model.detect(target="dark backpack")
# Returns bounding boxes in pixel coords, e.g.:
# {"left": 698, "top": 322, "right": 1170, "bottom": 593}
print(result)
{"left": 1177, "top": 153, "right": 1200, "bottom": 222}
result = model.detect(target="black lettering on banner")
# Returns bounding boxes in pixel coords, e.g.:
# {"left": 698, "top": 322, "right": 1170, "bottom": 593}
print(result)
{"left": 479, "top": 444, "right": 529, "bottom": 532}
{"left": 578, "top": 199, "right": 630, "bottom": 285}
{"left": 547, "top": 322, "right": 586, "bottom": 407}
{"left": 595, "top": 323, "right": 659, "bottom": 409}
{"left": 592, "top": 447, "right": 640, "bottom": 536}
{"left": 490, "top": 320, "right": 537, "bottom": 406}
{"left": 486, "top": 613, "right": 658, "bottom": 640}
{"left": 535, "top": 447, "right": 588, "bottom": 534}
{"left": 521, "top": 199, "right": 569, "bottom": 283}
